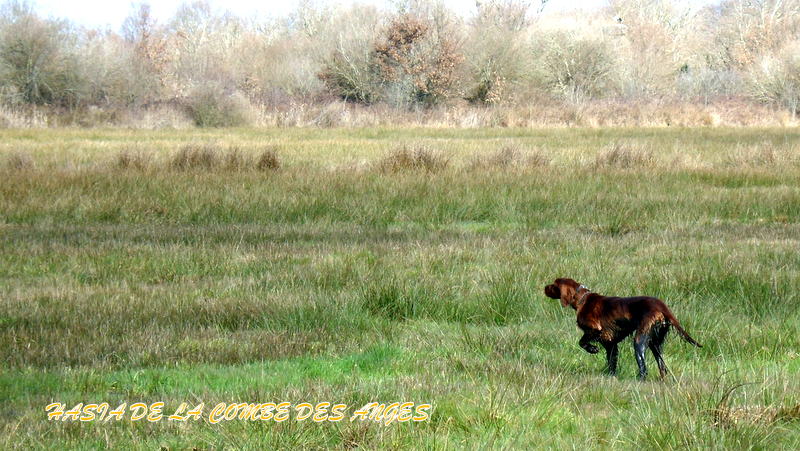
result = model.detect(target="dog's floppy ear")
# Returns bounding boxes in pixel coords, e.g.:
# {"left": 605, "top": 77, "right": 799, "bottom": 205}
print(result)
{"left": 558, "top": 283, "right": 575, "bottom": 308}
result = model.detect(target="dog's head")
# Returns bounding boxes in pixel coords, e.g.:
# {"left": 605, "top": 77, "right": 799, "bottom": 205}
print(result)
{"left": 544, "top": 278, "right": 583, "bottom": 309}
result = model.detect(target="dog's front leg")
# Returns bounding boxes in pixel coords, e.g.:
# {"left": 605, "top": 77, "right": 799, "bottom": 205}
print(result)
{"left": 578, "top": 330, "right": 600, "bottom": 354}
{"left": 603, "top": 342, "right": 619, "bottom": 376}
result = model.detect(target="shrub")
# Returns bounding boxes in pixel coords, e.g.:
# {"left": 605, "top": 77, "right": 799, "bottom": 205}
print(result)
{"left": 378, "top": 144, "right": 449, "bottom": 173}
{"left": 318, "top": 50, "right": 381, "bottom": 104}
{"left": 316, "top": 6, "right": 383, "bottom": 104}
{"left": 184, "top": 84, "right": 252, "bottom": 128}
{"left": 535, "top": 33, "right": 619, "bottom": 101}
{"left": 0, "top": 5, "right": 87, "bottom": 108}
{"left": 748, "top": 42, "right": 800, "bottom": 117}
{"left": 464, "top": 0, "right": 532, "bottom": 104}
{"left": 373, "top": 13, "right": 464, "bottom": 106}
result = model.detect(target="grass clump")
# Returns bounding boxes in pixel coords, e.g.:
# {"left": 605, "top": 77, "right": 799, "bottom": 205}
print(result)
{"left": 256, "top": 147, "right": 281, "bottom": 171}
{"left": 594, "top": 141, "right": 657, "bottom": 168}
{"left": 378, "top": 144, "right": 449, "bottom": 173}
{"left": 170, "top": 144, "right": 281, "bottom": 171}
{"left": 116, "top": 147, "right": 152, "bottom": 170}
{"left": 171, "top": 143, "right": 221, "bottom": 170}
{"left": 470, "top": 145, "right": 550, "bottom": 170}
{"left": 360, "top": 279, "right": 420, "bottom": 321}
{"left": 725, "top": 142, "right": 799, "bottom": 167}
{"left": 222, "top": 146, "right": 248, "bottom": 171}
{"left": 4, "top": 152, "right": 35, "bottom": 171}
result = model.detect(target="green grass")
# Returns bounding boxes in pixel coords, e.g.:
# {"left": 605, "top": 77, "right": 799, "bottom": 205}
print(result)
{"left": 1, "top": 127, "right": 799, "bottom": 449}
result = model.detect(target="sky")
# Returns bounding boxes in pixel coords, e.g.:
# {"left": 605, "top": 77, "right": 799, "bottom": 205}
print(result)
{"left": 30, "top": 0, "right": 720, "bottom": 30}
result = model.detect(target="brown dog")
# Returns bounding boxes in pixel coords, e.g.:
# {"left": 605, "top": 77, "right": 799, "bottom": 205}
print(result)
{"left": 544, "top": 278, "right": 701, "bottom": 380}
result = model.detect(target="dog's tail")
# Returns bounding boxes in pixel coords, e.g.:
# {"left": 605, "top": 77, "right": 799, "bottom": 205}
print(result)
{"left": 665, "top": 310, "right": 702, "bottom": 347}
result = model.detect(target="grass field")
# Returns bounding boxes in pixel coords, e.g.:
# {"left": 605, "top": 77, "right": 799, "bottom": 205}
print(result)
{"left": 1, "top": 127, "right": 799, "bottom": 449}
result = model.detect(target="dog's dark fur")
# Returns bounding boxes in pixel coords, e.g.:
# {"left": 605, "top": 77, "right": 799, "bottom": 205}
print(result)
{"left": 544, "top": 278, "right": 701, "bottom": 380}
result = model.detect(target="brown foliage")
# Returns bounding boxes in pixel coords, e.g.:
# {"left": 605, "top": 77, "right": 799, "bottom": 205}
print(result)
{"left": 373, "top": 14, "right": 463, "bottom": 105}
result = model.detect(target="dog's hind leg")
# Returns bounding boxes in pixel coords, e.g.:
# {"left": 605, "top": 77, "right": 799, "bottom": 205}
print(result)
{"left": 633, "top": 332, "right": 650, "bottom": 381}
{"left": 603, "top": 342, "right": 619, "bottom": 376}
{"left": 648, "top": 322, "right": 670, "bottom": 380}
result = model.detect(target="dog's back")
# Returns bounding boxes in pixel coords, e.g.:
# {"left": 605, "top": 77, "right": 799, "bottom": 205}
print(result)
{"left": 579, "top": 294, "right": 701, "bottom": 347}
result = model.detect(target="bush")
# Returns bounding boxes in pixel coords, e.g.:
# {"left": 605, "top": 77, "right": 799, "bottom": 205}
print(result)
{"left": 748, "top": 42, "right": 800, "bottom": 117}
{"left": 373, "top": 13, "right": 464, "bottom": 106}
{"left": 316, "top": 6, "right": 383, "bottom": 103}
{"left": 184, "top": 84, "right": 252, "bottom": 128}
{"left": 318, "top": 50, "right": 381, "bottom": 104}
{"left": 464, "top": 0, "right": 532, "bottom": 104}
{"left": 535, "top": 33, "right": 619, "bottom": 101}
{"left": 0, "top": 5, "right": 87, "bottom": 108}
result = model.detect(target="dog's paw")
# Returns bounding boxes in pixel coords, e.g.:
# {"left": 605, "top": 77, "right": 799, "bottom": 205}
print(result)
{"left": 583, "top": 345, "right": 599, "bottom": 354}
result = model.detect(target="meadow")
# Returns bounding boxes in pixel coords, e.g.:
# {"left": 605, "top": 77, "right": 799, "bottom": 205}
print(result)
{"left": 1, "top": 126, "right": 799, "bottom": 449}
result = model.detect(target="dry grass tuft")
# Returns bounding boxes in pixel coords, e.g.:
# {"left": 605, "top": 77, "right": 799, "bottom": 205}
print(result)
{"left": 116, "top": 148, "right": 152, "bottom": 170}
{"left": 5, "top": 152, "right": 35, "bottom": 171}
{"left": 256, "top": 147, "right": 281, "bottom": 171}
{"left": 378, "top": 144, "right": 449, "bottom": 173}
{"left": 470, "top": 145, "right": 550, "bottom": 170}
{"left": 711, "top": 405, "right": 778, "bottom": 427}
{"left": 170, "top": 143, "right": 221, "bottom": 170}
{"left": 777, "top": 404, "right": 800, "bottom": 422}
{"left": 222, "top": 146, "right": 249, "bottom": 171}
{"left": 167, "top": 144, "right": 281, "bottom": 171}
{"left": 594, "top": 142, "right": 656, "bottom": 169}
{"left": 725, "top": 142, "right": 799, "bottom": 167}
{"left": 711, "top": 403, "right": 800, "bottom": 427}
